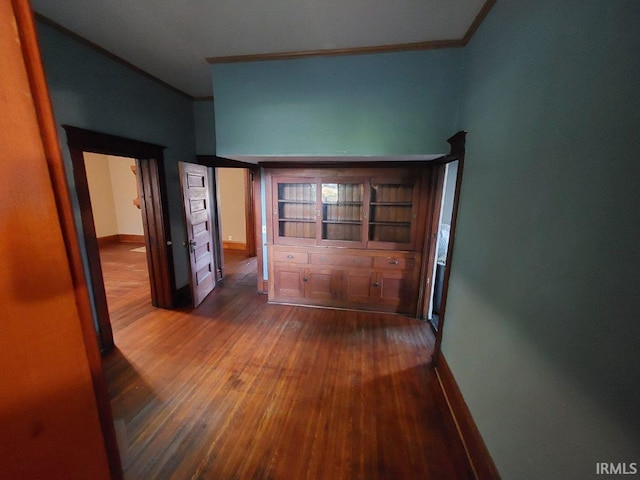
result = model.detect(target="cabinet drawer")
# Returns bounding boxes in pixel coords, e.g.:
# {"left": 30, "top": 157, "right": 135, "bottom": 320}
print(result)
{"left": 373, "top": 256, "right": 414, "bottom": 270}
{"left": 310, "top": 253, "right": 372, "bottom": 268}
{"left": 272, "top": 250, "right": 309, "bottom": 264}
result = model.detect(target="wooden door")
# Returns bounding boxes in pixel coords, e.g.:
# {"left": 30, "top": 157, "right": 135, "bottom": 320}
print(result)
{"left": 345, "top": 270, "right": 377, "bottom": 304}
{"left": 180, "top": 162, "right": 216, "bottom": 307}
{"left": 377, "top": 271, "right": 414, "bottom": 312}
{"left": 305, "top": 268, "right": 340, "bottom": 301}
{"left": 273, "top": 265, "right": 306, "bottom": 299}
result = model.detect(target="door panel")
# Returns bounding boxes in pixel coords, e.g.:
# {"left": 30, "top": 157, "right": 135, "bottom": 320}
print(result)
{"left": 305, "top": 268, "right": 338, "bottom": 301}
{"left": 345, "top": 271, "right": 377, "bottom": 304}
{"left": 273, "top": 265, "right": 305, "bottom": 298}
{"left": 180, "top": 162, "right": 216, "bottom": 307}
{"left": 378, "top": 271, "right": 412, "bottom": 309}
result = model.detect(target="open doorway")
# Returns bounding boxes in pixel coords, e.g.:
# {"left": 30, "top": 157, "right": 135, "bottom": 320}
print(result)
{"left": 83, "top": 153, "right": 151, "bottom": 338}
{"left": 216, "top": 167, "right": 258, "bottom": 287}
{"left": 428, "top": 160, "right": 459, "bottom": 331}
{"left": 64, "top": 126, "right": 176, "bottom": 352}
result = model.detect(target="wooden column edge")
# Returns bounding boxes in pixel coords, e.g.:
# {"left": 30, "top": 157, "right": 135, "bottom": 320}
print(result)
{"left": 10, "top": 1, "right": 123, "bottom": 478}
{"left": 434, "top": 355, "right": 501, "bottom": 480}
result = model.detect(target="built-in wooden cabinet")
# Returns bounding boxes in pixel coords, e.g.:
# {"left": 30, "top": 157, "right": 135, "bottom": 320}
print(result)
{"left": 267, "top": 166, "right": 429, "bottom": 315}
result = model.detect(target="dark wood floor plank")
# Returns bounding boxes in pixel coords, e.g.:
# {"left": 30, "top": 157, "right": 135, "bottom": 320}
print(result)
{"left": 99, "top": 243, "right": 473, "bottom": 479}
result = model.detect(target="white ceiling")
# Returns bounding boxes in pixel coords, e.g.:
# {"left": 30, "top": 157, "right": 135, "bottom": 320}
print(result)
{"left": 31, "top": 0, "right": 487, "bottom": 98}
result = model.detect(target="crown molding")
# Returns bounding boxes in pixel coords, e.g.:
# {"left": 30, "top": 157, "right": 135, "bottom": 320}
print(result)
{"left": 207, "top": 0, "right": 496, "bottom": 65}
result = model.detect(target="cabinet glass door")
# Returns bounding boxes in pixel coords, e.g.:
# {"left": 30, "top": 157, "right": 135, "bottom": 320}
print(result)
{"left": 276, "top": 181, "right": 317, "bottom": 241}
{"left": 321, "top": 182, "right": 364, "bottom": 244}
{"left": 369, "top": 179, "right": 416, "bottom": 248}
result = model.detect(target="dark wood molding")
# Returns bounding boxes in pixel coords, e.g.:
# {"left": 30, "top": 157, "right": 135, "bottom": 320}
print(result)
{"left": 67, "top": 146, "right": 116, "bottom": 351}
{"left": 417, "top": 162, "right": 446, "bottom": 319}
{"left": 257, "top": 159, "right": 445, "bottom": 169}
{"left": 244, "top": 169, "right": 257, "bottom": 257}
{"left": 432, "top": 132, "right": 466, "bottom": 364}
{"left": 435, "top": 355, "right": 501, "bottom": 479}
{"left": 63, "top": 125, "right": 165, "bottom": 159}
{"left": 207, "top": 39, "right": 463, "bottom": 64}
{"left": 33, "top": 13, "right": 194, "bottom": 100}
{"left": 253, "top": 169, "right": 266, "bottom": 294}
{"left": 63, "top": 126, "right": 177, "bottom": 312}
{"left": 11, "top": 2, "right": 124, "bottom": 478}
{"left": 197, "top": 154, "right": 257, "bottom": 168}
{"left": 135, "top": 157, "right": 175, "bottom": 308}
{"left": 463, "top": 0, "right": 498, "bottom": 45}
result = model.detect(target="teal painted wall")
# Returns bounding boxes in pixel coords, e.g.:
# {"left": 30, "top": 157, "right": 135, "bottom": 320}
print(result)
{"left": 212, "top": 50, "right": 463, "bottom": 156}
{"left": 36, "top": 21, "right": 196, "bottom": 295}
{"left": 194, "top": 99, "right": 216, "bottom": 155}
{"left": 444, "top": 0, "right": 640, "bottom": 478}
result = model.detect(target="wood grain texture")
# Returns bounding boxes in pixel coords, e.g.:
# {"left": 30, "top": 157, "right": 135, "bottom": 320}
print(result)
{"left": 101, "top": 245, "right": 473, "bottom": 479}
{"left": 2, "top": 1, "right": 114, "bottom": 477}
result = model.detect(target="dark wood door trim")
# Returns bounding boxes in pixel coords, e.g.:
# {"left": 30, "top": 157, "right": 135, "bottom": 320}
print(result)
{"left": 244, "top": 168, "right": 257, "bottom": 257}
{"left": 431, "top": 131, "right": 466, "bottom": 366}
{"left": 418, "top": 162, "right": 446, "bottom": 320}
{"left": 67, "top": 146, "right": 115, "bottom": 351}
{"left": 252, "top": 168, "right": 266, "bottom": 293}
{"left": 63, "top": 126, "right": 176, "bottom": 348}
{"left": 135, "top": 157, "right": 174, "bottom": 308}
{"left": 197, "top": 154, "right": 262, "bottom": 287}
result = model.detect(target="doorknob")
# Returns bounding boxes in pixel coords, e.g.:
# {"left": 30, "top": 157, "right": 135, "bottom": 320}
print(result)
{"left": 188, "top": 239, "right": 196, "bottom": 253}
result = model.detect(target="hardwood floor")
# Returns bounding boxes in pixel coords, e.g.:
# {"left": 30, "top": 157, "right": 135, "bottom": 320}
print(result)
{"left": 99, "top": 243, "right": 473, "bottom": 479}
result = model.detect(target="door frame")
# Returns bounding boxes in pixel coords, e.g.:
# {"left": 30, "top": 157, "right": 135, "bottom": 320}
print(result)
{"left": 420, "top": 131, "right": 467, "bottom": 366}
{"left": 197, "top": 155, "right": 263, "bottom": 291}
{"left": 64, "top": 126, "right": 176, "bottom": 351}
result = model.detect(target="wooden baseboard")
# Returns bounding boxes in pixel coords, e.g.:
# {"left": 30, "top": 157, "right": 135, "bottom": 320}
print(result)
{"left": 97, "top": 234, "right": 144, "bottom": 246}
{"left": 97, "top": 234, "right": 119, "bottom": 247}
{"left": 118, "top": 234, "right": 144, "bottom": 243}
{"left": 435, "top": 355, "right": 501, "bottom": 480}
{"left": 223, "top": 240, "right": 247, "bottom": 251}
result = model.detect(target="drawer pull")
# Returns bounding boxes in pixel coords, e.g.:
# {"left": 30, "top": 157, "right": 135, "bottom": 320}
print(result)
{"left": 287, "top": 255, "right": 294, "bottom": 259}
{"left": 373, "top": 282, "right": 380, "bottom": 287}
{"left": 353, "top": 258, "right": 361, "bottom": 264}
{"left": 303, "top": 277, "right": 308, "bottom": 282}
{"left": 389, "top": 260, "right": 399, "bottom": 265}
{"left": 320, "top": 256, "right": 327, "bottom": 261}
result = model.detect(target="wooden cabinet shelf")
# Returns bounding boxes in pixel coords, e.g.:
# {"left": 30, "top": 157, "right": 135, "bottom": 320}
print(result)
{"left": 322, "top": 220, "right": 362, "bottom": 225}
{"left": 266, "top": 166, "right": 429, "bottom": 315}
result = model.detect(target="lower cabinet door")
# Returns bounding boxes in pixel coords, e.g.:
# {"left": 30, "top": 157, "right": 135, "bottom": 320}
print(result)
{"left": 345, "top": 270, "right": 378, "bottom": 304}
{"left": 273, "top": 265, "right": 306, "bottom": 299}
{"left": 305, "top": 268, "right": 341, "bottom": 301}
{"left": 377, "top": 271, "right": 414, "bottom": 311}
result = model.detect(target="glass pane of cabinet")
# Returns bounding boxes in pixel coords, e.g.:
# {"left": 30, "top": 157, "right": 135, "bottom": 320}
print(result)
{"left": 369, "top": 181, "right": 414, "bottom": 244}
{"left": 321, "top": 182, "right": 364, "bottom": 242}
{"left": 277, "top": 182, "right": 316, "bottom": 239}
